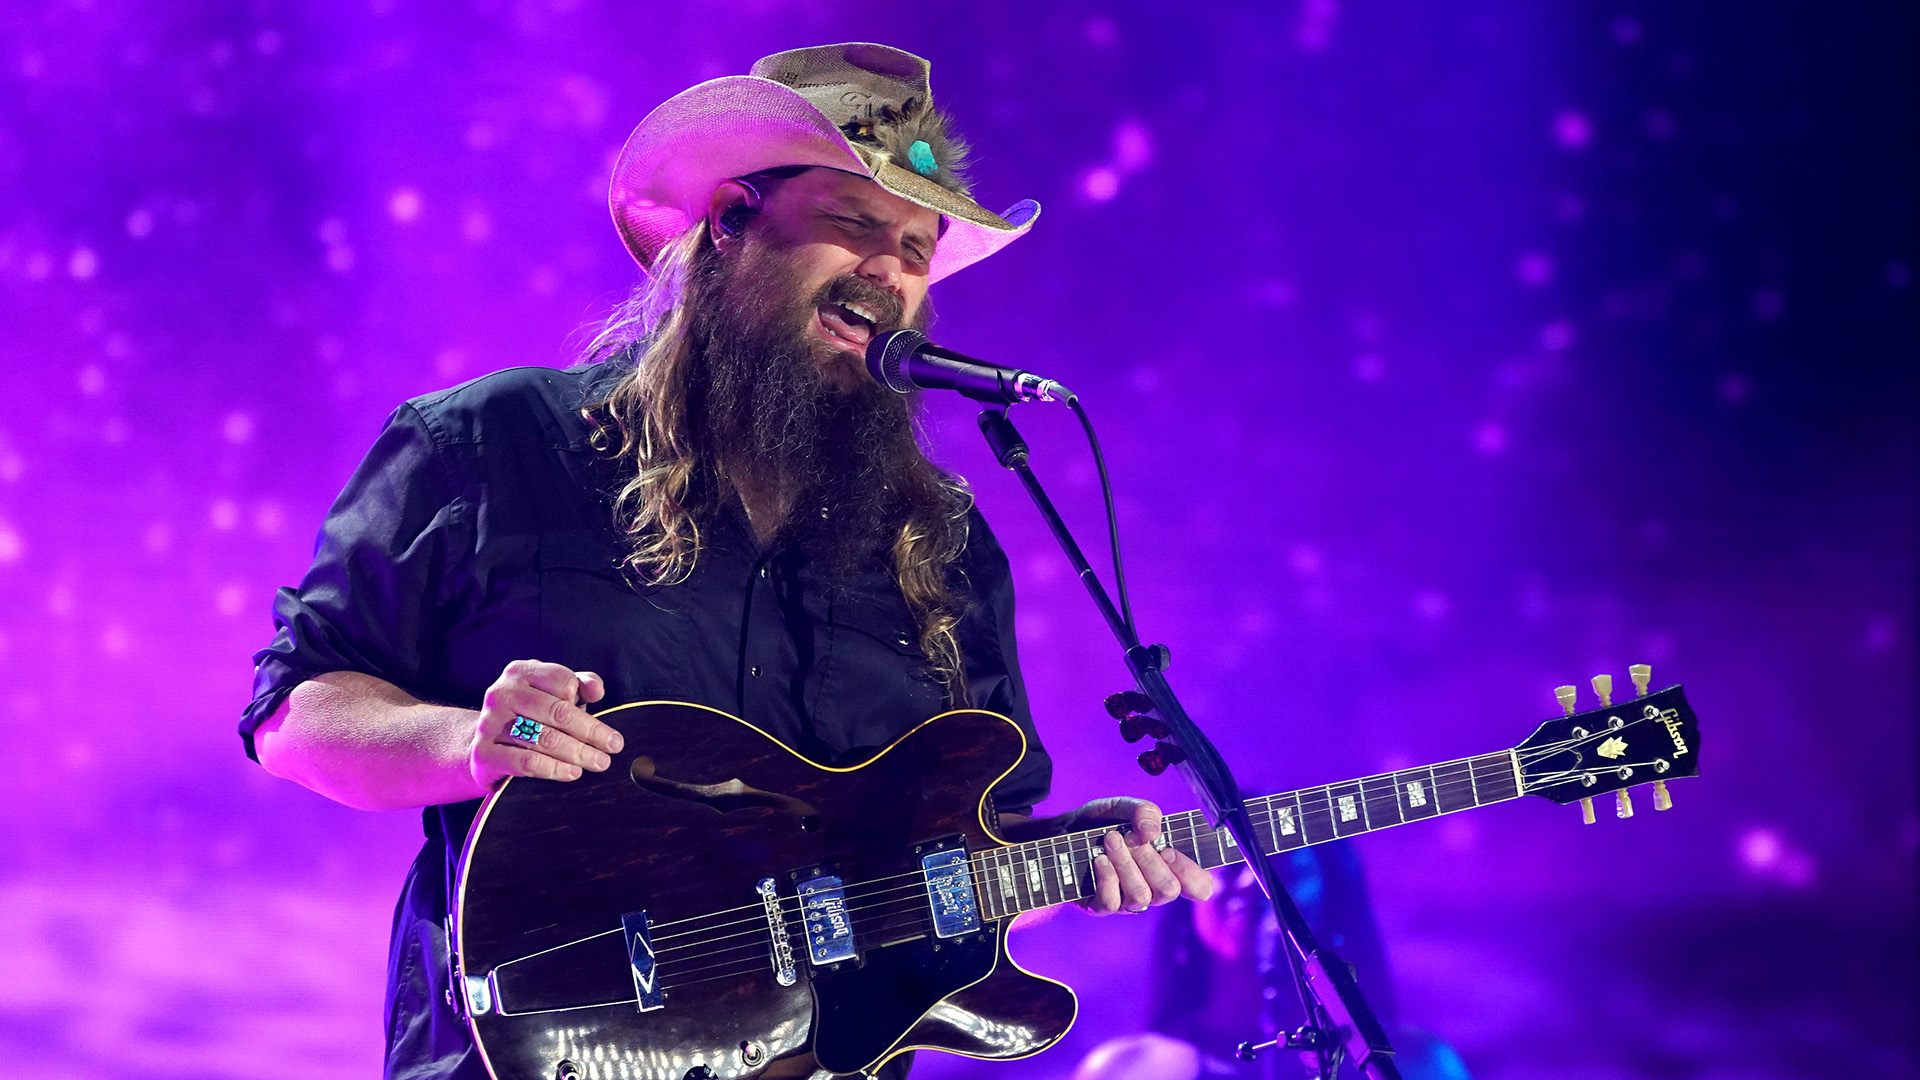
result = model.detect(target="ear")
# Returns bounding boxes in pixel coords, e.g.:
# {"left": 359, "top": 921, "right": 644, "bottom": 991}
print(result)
{"left": 706, "top": 179, "right": 762, "bottom": 248}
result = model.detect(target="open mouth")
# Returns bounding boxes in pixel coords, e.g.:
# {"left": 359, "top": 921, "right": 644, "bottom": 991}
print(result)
{"left": 815, "top": 300, "right": 882, "bottom": 356}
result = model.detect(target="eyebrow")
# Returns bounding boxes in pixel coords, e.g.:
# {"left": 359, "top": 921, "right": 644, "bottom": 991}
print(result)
{"left": 822, "top": 197, "right": 937, "bottom": 253}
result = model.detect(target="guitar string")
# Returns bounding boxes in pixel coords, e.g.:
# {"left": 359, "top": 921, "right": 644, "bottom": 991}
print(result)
{"left": 598, "top": 754, "right": 1521, "bottom": 971}
{"left": 495, "top": 749, "right": 1635, "bottom": 1006}
{"left": 517, "top": 745, "right": 1626, "bottom": 984}
{"left": 645, "top": 767, "right": 1532, "bottom": 993}
{"left": 648, "top": 751, "right": 1516, "bottom": 940}
{"left": 642, "top": 760, "right": 1521, "bottom": 974}
{"left": 493, "top": 729, "right": 1678, "bottom": 1011}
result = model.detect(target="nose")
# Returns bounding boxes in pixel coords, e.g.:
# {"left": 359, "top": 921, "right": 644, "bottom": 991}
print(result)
{"left": 857, "top": 251, "right": 904, "bottom": 293}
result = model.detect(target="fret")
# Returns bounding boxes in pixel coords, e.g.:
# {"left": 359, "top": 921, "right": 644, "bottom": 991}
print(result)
{"left": 1478, "top": 754, "right": 1521, "bottom": 802}
{"left": 1360, "top": 774, "right": 1403, "bottom": 832}
{"left": 969, "top": 745, "right": 1538, "bottom": 925}
{"left": 973, "top": 853, "right": 1001, "bottom": 922}
{"left": 1433, "top": 760, "right": 1478, "bottom": 813}
{"left": 1297, "top": 787, "right": 1338, "bottom": 845}
{"left": 1396, "top": 765, "right": 1440, "bottom": 821}
{"left": 1259, "top": 794, "right": 1298, "bottom": 851}
{"left": 1327, "top": 779, "right": 1370, "bottom": 838}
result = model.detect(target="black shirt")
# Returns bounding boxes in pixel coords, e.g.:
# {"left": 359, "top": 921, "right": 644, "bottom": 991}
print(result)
{"left": 241, "top": 361, "right": 1051, "bottom": 1078}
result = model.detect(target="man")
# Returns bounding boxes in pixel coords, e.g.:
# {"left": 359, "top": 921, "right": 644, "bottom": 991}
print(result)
{"left": 241, "top": 43, "right": 1211, "bottom": 1079}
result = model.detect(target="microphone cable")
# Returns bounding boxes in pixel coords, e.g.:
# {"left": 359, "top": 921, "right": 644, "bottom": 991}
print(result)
{"left": 1063, "top": 392, "right": 1135, "bottom": 641}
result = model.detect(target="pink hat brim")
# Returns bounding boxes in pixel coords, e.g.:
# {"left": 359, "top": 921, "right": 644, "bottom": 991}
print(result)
{"left": 609, "top": 75, "right": 1038, "bottom": 285}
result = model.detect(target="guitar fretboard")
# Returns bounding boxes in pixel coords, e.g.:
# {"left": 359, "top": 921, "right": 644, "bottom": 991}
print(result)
{"left": 971, "top": 750, "right": 1522, "bottom": 921}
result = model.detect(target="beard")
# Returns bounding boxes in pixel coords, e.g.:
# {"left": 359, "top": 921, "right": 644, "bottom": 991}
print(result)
{"left": 684, "top": 234, "right": 935, "bottom": 582}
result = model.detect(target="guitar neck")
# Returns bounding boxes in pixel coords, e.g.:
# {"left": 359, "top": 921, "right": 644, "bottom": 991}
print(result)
{"left": 972, "top": 749, "right": 1524, "bottom": 921}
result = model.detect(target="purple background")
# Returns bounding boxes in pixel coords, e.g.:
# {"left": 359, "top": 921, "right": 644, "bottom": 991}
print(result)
{"left": 2, "top": 3, "right": 1913, "bottom": 1078}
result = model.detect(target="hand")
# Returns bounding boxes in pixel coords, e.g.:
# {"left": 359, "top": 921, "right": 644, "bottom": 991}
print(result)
{"left": 1070, "top": 797, "right": 1215, "bottom": 915}
{"left": 469, "top": 659, "right": 620, "bottom": 789}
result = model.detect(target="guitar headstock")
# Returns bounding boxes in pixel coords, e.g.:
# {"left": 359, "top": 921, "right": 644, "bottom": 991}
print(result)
{"left": 1515, "top": 665, "right": 1700, "bottom": 822}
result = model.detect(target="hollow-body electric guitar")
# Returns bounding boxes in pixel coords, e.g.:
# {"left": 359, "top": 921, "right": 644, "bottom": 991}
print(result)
{"left": 452, "top": 679, "right": 1700, "bottom": 1080}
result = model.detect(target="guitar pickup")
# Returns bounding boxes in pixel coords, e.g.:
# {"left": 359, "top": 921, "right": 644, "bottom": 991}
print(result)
{"left": 795, "top": 871, "right": 858, "bottom": 965}
{"left": 918, "top": 837, "right": 981, "bottom": 939}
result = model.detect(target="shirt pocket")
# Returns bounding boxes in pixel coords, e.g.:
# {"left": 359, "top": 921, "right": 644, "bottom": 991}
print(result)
{"left": 813, "top": 592, "right": 949, "bottom": 756}
{"left": 535, "top": 531, "right": 689, "bottom": 705}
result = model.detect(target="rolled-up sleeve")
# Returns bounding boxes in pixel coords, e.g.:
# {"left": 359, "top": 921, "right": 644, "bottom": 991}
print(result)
{"left": 239, "top": 404, "right": 467, "bottom": 760}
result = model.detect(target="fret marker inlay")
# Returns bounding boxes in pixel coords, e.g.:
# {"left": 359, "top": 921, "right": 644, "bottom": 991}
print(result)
{"left": 1405, "top": 780, "right": 1427, "bottom": 807}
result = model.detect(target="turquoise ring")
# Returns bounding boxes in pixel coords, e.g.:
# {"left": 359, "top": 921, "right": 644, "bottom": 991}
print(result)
{"left": 508, "top": 716, "right": 544, "bottom": 743}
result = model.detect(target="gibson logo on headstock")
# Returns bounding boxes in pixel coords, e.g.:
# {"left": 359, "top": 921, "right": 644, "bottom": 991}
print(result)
{"left": 1646, "top": 704, "right": 1689, "bottom": 756}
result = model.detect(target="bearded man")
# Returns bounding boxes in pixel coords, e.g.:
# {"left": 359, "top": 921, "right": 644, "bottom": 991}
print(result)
{"left": 242, "top": 44, "right": 1211, "bottom": 1080}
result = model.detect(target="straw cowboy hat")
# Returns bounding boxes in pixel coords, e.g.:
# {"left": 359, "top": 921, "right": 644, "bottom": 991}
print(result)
{"left": 608, "top": 43, "right": 1040, "bottom": 285}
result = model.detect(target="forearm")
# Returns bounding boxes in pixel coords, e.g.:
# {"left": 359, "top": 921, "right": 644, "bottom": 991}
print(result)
{"left": 254, "top": 670, "right": 486, "bottom": 812}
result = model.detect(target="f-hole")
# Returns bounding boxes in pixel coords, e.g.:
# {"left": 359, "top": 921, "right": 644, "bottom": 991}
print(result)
{"left": 630, "top": 757, "right": 821, "bottom": 822}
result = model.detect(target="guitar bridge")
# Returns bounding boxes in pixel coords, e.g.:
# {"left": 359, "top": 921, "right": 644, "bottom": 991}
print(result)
{"left": 758, "top": 877, "right": 799, "bottom": 986}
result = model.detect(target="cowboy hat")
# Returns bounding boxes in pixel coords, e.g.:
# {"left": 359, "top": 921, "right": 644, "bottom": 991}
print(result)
{"left": 608, "top": 43, "right": 1040, "bottom": 285}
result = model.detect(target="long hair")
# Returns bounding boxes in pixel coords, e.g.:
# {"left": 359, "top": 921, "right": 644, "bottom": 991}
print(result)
{"left": 581, "top": 219, "right": 977, "bottom": 704}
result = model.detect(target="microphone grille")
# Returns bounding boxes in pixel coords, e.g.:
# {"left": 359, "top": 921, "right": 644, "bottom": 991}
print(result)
{"left": 866, "top": 329, "right": 928, "bottom": 394}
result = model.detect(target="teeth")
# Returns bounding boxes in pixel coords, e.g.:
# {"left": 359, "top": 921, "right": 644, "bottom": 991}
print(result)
{"left": 843, "top": 302, "right": 878, "bottom": 325}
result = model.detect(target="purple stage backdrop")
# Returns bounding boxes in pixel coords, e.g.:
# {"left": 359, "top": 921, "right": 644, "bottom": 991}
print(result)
{"left": 2, "top": 3, "right": 1913, "bottom": 1079}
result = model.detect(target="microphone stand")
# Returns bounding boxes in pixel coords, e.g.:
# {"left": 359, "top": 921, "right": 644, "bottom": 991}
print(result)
{"left": 976, "top": 406, "right": 1402, "bottom": 1080}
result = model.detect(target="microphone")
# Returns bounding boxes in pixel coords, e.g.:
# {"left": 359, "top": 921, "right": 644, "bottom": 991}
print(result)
{"left": 866, "top": 330, "right": 1072, "bottom": 405}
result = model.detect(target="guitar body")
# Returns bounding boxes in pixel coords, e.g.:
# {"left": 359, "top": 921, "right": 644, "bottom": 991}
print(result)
{"left": 454, "top": 702, "right": 1078, "bottom": 1080}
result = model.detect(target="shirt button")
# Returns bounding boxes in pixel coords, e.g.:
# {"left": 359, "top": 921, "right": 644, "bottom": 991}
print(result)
{"left": 897, "top": 635, "right": 912, "bottom": 647}
{"left": 758, "top": 566, "right": 768, "bottom": 578}
{"left": 749, "top": 666, "right": 762, "bottom": 677}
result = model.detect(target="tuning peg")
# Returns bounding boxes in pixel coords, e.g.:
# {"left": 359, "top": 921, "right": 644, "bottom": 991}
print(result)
{"left": 1629, "top": 664, "right": 1651, "bottom": 697}
{"left": 1591, "top": 674, "right": 1613, "bottom": 707}
{"left": 1579, "top": 798, "right": 1596, "bottom": 825}
{"left": 1614, "top": 789, "right": 1634, "bottom": 819}
{"left": 1554, "top": 685, "right": 1578, "bottom": 716}
{"left": 1653, "top": 780, "right": 1673, "bottom": 811}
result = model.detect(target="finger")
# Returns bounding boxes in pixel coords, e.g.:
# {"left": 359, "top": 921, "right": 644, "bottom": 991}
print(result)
{"left": 487, "top": 677, "right": 622, "bottom": 758}
{"left": 1120, "top": 803, "right": 1184, "bottom": 906}
{"left": 484, "top": 741, "right": 585, "bottom": 783}
{"left": 1104, "top": 829, "right": 1155, "bottom": 912}
{"left": 1087, "top": 845, "right": 1122, "bottom": 915}
{"left": 575, "top": 670, "right": 607, "bottom": 705}
{"left": 514, "top": 663, "right": 623, "bottom": 752}
{"left": 1163, "top": 848, "right": 1216, "bottom": 901}
{"left": 518, "top": 660, "right": 589, "bottom": 704}
{"left": 1130, "top": 801, "right": 1165, "bottom": 841}
{"left": 1124, "top": 834, "right": 1185, "bottom": 907}
{"left": 483, "top": 683, "right": 613, "bottom": 772}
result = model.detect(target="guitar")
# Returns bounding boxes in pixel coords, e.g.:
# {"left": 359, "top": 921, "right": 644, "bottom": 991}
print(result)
{"left": 451, "top": 679, "right": 1700, "bottom": 1080}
